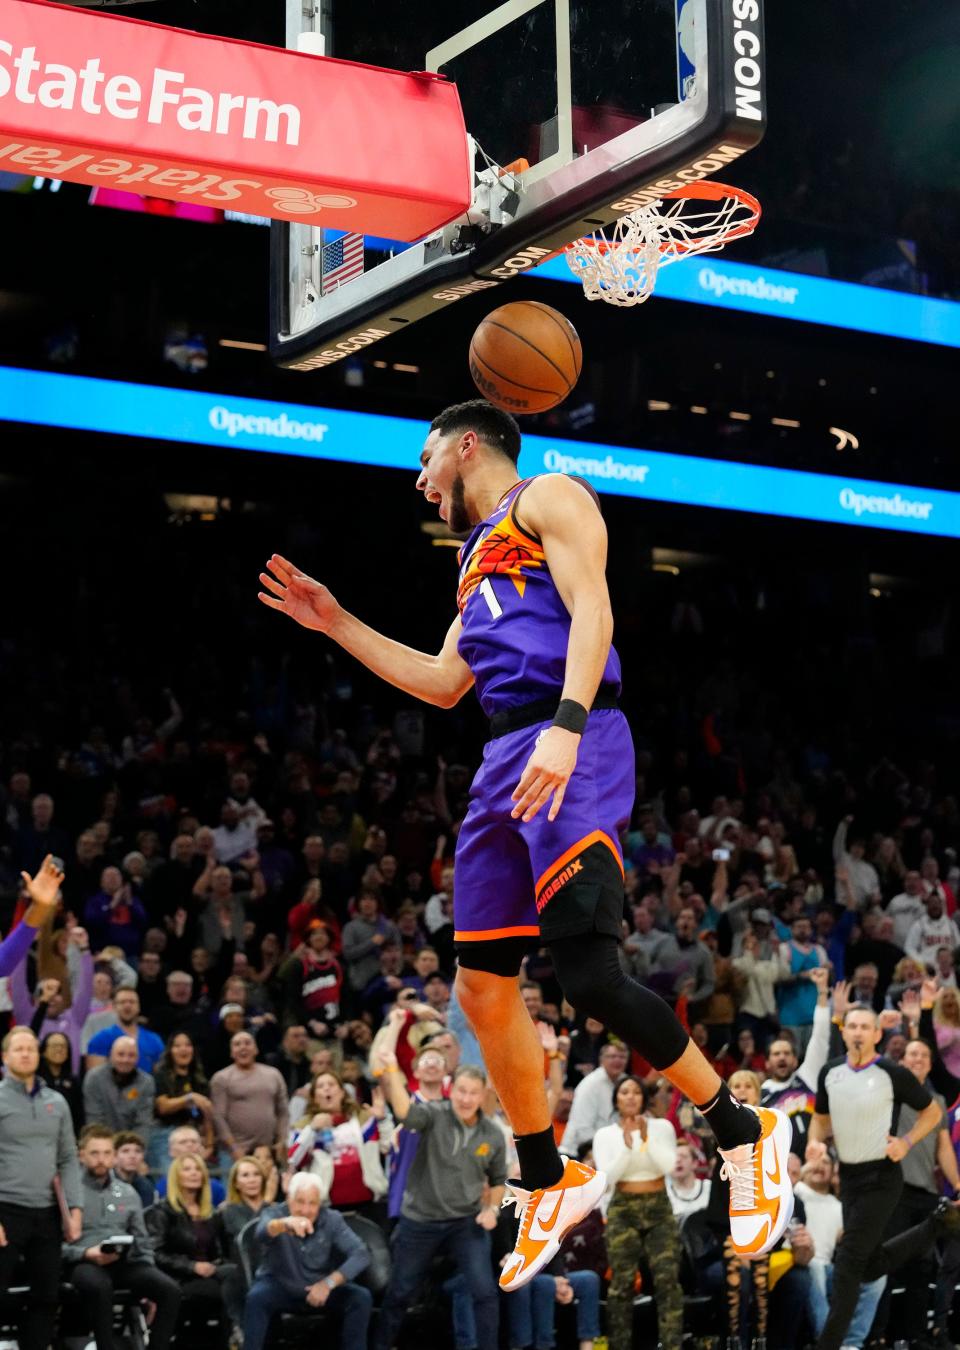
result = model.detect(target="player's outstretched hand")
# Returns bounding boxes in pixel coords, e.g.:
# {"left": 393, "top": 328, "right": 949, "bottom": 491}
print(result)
{"left": 511, "top": 726, "right": 579, "bottom": 823}
{"left": 258, "top": 555, "right": 339, "bottom": 633}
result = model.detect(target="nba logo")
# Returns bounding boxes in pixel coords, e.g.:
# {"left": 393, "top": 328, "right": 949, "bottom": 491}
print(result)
{"left": 677, "top": 0, "right": 698, "bottom": 100}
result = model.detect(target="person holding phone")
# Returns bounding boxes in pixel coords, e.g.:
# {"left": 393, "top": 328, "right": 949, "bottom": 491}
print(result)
{"left": 63, "top": 1124, "right": 182, "bottom": 1350}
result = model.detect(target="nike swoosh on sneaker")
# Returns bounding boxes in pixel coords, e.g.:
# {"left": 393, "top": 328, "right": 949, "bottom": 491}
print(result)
{"left": 764, "top": 1153, "right": 781, "bottom": 1194}
{"left": 536, "top": 1190, "right": 565, "bottom": 1234}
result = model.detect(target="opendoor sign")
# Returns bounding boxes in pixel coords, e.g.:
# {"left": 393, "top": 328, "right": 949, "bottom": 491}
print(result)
{"left": 0, "top": 0, "right": 472, "bottom": 237}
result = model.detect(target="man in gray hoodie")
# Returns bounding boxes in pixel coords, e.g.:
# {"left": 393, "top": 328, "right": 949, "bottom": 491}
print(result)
{"left": 63, "top": 1124, "right": 181, "bottom": 1350}
{"left": 82, "top": 1036, "right": 156, "bottom": 1135}
{"left": 0, "top": 1024, "right": 82, "bottom": 1350}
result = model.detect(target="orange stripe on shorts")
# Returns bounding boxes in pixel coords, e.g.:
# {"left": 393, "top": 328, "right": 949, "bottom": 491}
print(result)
{"left": 534, "top": 829, "right": 623, "bottom": 899}
{"left": 454, "top": 925, "right": 541, "bottom": 942}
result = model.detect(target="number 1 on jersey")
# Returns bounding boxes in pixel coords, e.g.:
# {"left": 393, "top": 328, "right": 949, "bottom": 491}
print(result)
{"left": 478, "top": 577, "right": 503, "bottom": 619}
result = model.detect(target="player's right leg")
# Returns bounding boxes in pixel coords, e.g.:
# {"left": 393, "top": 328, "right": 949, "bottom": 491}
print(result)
{"left": 453, "top": 796, "right": 606, "bottom": 1293}
{"left": 455, "top": 958, "right": 607, "bottom": 1293}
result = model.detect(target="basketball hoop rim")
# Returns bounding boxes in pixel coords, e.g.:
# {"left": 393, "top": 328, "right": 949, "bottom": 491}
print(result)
{"left": 569, "top": 180, "right": 761, "bottom": 258}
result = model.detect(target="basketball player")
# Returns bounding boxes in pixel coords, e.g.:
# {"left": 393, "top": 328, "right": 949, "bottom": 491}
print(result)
{"left": 258, "top": 400, "right": 791, "bottom": 1288}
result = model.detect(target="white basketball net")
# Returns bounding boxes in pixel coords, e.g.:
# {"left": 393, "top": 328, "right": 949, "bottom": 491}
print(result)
{"left": 565, "top": 184, "right": 761, "bottom": 307}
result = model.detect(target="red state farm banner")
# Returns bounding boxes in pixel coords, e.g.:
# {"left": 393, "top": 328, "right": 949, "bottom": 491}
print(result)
{"left": 0, "top": 0, "right": 472, "bottom": 239}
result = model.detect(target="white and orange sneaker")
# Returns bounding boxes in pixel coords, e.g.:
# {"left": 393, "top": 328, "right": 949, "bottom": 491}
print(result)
{"left": 499, "top": 1157, "right": 607, "bottom": 1291}
{"left": 719, "top": 1105, "right": 794, "bottom": 1257}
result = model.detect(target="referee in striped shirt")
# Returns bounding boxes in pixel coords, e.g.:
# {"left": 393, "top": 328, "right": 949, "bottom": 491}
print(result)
{"left": 807, "top": 1003, "right": 956, "bottom": 1350}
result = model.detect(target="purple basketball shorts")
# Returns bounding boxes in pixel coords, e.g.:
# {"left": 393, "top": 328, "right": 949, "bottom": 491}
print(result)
{"left": 453, "top": 708, "right": 635, "bottom": 946}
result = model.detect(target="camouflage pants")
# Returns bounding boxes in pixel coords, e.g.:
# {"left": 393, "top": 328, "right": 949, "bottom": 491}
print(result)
{"left": 606, "top": 1189, "right": 683, "bottom": 1350}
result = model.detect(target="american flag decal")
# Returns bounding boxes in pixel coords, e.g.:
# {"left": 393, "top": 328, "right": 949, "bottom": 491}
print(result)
{"left": 321, "top": 232, "right": 364, "bottom": 295}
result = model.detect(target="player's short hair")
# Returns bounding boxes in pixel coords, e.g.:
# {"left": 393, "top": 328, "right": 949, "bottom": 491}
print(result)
{"left": 430, "top": 400, "right": 521, "bottom": 465}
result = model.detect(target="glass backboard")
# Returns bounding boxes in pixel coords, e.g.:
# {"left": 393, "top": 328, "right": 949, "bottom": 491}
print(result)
{"left": 270, "top": 0, "right": 766, "bottom": 371}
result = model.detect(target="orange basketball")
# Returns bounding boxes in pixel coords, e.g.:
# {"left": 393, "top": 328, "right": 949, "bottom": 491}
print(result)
{"left": 469, "top": 301, "right": 582, "bottom": 415}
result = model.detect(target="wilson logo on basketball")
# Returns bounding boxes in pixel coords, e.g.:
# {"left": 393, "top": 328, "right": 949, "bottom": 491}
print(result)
{"left": 469, "top": 358, "right": 533, "bottom": 412}
{"left": 536, "top": 858, "right": 583, "bottom": 912}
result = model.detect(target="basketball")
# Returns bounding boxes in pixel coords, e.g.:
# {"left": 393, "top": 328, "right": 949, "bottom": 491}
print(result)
{"left": 469, "top": 301, "right": 583, "bottom": 414}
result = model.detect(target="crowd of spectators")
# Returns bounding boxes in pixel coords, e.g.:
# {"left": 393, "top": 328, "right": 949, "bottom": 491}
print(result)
{"left": 2, "top": 603, "right": 960, "bottom": 1350}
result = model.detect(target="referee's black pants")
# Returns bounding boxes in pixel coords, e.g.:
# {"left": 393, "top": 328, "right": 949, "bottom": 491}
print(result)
{"left": 872, "top": 1182, "right": 940, "bottom": 1343}
{"left": 818, "top": 1160, "right": 939, "bottom": 1350}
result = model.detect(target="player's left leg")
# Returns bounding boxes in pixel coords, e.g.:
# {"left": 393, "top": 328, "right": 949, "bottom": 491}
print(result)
{"left": 547, "top": 921, "right": 793, "bottom": 1258}
{"left": 453, "top": 784, "right": 560, "bottom": 1149}
{"left": 530, "top": 710, "right": 792, "bottom": 1259}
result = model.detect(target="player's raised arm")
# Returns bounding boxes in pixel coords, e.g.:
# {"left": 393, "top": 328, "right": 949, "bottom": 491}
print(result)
{"left": 523, "top": 474, "right": 613, "bottom": 709}
{"left": 508, "top": 475, "right": 614, "bottom": 823}
{"left": 258, "top": 554, "right": 474, "bottom": 708}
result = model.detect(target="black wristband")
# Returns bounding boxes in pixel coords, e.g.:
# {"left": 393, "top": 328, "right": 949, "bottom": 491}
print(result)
{"left": 552, "top": 699, "right": 588, "bottom": 735}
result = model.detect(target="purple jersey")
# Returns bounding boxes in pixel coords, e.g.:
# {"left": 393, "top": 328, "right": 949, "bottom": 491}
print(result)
{"left": 456, "top": 477, "right": 622, "bottom": 717}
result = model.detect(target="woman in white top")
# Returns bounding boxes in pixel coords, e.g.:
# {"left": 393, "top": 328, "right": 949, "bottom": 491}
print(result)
{"left": 592, "top": 1075, "right": 682, "bottom": 1350}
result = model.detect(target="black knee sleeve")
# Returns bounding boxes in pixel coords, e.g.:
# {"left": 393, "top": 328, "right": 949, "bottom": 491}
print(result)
{"left": 549, "top": 933, "right": 689, "bottom": 1070}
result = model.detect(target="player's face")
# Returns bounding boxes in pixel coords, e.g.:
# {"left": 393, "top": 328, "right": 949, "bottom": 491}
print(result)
{"left": 417, "top": 431, "right": 471, "bottom": 532}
